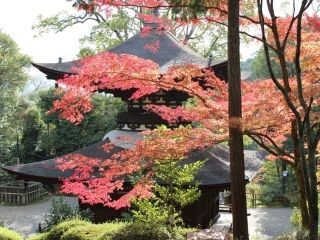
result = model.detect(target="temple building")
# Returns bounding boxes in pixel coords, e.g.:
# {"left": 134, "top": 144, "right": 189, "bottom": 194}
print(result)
{"left": 2, "top": 23, "right": 263, "bottom": 227}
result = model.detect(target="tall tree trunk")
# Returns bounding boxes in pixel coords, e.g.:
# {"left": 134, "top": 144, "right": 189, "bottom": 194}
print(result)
{"left": 307, "top": 152, "right": 318, "bottom": 240}
{"left": 291, "top": 120, "right": 310, "bottom": 229}
{"left": 297, "top": 121, "right": 318, "bottom": 239}
{"left": 292, "top": 164, "right": 310, "bottom": 229}
{"left": 228, "top": 1, "right": 249, "bottom": 239}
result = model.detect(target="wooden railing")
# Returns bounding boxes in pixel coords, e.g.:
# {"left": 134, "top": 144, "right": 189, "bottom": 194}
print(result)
{"left": 0, "top": 181, "right": 46, "bottom": 205}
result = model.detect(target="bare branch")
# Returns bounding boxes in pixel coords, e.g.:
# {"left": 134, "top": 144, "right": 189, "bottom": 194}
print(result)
{"left": 257, "top": 0, "right": 302, "bottom": 122}
{"left": 246, "top": 131, "right": 294, "bottom": 160}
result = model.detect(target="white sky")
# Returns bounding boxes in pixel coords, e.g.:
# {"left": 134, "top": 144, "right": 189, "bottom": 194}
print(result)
{"left": 0, "top": 0, "right": 93, "bottom": 92}
{"left": 0, "top": 0, "right": 91, "bottom": 63}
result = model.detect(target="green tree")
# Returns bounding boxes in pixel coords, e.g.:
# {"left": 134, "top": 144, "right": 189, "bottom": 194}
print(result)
{"left": 174, "top": 23, "right": 227, "bottom": 59}
{"left": 35, "top": 88, "right": 126, "bottom": 158}
{"left": 258, "top": 161, "right": 298, "bottom": 206}
{"left": 19, "top": 107, "right": 45, "bottom": 163}
{"left": 250, "top": 47, "right": 282, "bottom": 80}
{"left": 132, "top": 155, "right": 204, "bottom": 229}
{"left": 32, "top": 0, "right": 228, "bottom": 59}
{"left": 244, "top": 46, "right": 297, "bottom": 81}
{"left": 32, "top": 0, "right": 141, "bottom": 54}
{"left": 0, "top": 31, "right": 30, "bottom": 165}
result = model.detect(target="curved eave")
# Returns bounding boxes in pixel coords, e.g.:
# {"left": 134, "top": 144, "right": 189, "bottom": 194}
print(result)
{"left": 31, "top": 62, "right": 74, "bottom": 80}
{"left": 2, "top": 163, "right": 250, "bottom": 190}
{"left": 1, "top": 166, "right": 61, "bottom": 184}
{"left": 32, "top": 60, "right": 228, "bottom": 82}
{"left": 2, "top": 140, "right": 263, "bottom": 188}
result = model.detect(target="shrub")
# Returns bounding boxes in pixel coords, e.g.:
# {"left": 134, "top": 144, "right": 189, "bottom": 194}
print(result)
{"left": 60, "top": 222, "right": 126, "bottom": 240}
{"left": 43, "top": 197, "right": 93, "bottom": 231}
{"left": 276, "top": 230, "right": 308, "bottom": 240}
{"left": 132, "top": 158, "right": 204, "bottom": 228}
{"left": 61, "top": 224, "right": 105, "bottom": 240}
{"left": 0, "top": 226, "right": 22, "bottom": 240}
{"left": 290, "top": 208, "right": 302, "bottom": 230}
{"left": 45, "top": 219, "right": 90, "bottom": 240}
{"left": 109, "top": 223, "right": 184, "bottom": 240}
{"left": 27, "top": 233, "right": 49, "bottom": 240}
{"left": 28, "top": 220, "right": 194, "bottom": 240}
{"left": 175, "top": 227, "right": 197, "bottom": 238}
{"left": 96, "top": 222, "right": 130, "bottom": 240}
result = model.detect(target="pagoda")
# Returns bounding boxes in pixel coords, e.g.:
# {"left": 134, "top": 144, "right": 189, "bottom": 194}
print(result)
{"left": 2, "top": 23, "right": 262, "bottom": 227}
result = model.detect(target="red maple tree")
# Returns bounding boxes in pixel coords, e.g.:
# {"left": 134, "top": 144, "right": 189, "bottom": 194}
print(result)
{"left": 51, "top": 1, "right": 320, "bottom": 238}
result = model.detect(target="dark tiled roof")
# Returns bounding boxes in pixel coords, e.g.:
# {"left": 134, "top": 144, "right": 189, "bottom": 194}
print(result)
{"left": 2, "top": 140, "right": 122, "bottom": 184}
{"left": 189, "top": 145, "right": 263, "bottom": 188}
{"left": 32, "top": 29, "right": 221, "bottom": 77}
{"left": 2, "top": 140, "right": 263, "bottom": 188}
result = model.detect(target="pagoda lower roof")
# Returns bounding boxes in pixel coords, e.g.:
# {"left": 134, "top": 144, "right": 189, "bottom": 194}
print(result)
{"left": 32, "top": 29, "right": 226, "bottom": 79}
{"left": 2, "top": 139, "right": 263, "bottom": 189}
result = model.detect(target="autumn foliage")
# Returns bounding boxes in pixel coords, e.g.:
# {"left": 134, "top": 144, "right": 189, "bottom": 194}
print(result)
{"left": 50, "top": 2, "right": 320, "bottom": 237}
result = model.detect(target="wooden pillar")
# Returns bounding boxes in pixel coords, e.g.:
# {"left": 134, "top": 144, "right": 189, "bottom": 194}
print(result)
{"left": 228, "top": 1, "right": 249, "bottom": 239}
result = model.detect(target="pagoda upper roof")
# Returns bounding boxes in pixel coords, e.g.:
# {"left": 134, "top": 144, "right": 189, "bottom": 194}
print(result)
{"left": 32, "top": 29, "right": 226, "bottom": 79}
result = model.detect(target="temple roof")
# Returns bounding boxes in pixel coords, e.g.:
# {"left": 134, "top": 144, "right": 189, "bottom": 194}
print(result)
{"left": 32, "top": 29, "right": 226, "bottom": 78}
{"left": 2, "top": 138, "right": 263, "bottom": 188}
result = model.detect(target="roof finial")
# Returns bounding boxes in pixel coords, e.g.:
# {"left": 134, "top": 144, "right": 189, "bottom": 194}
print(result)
{"left": 142, "top": 7, "right": 161, "bottom": 30}
{"left": 58, "top": 57, "right": 62, "bottom": 63}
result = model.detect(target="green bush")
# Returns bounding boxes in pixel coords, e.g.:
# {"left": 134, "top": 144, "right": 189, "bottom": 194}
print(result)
{"left": 175, "top": 227, "right": 197, "bottom": 238}
{"left": 28, "top": 220, "right": 193, "bottom": 240}
{"left": 290, "top": 208, "right": 302, "bottom": 230}
{"left": 61, "top": 224, "right": 105, "bottom": 240}
{"left": 27, "top": 233, "right": 49, "bottom": 240}
{"left": 276, "top": 230, "right": 308, "bottom": 240}
{"left": 0, "top": 226, "right": 22, "bottom": 240}
{"left": 96, "top": 222, "right": 127, "bottom": 240}
{"left": 109, "top": 223, "right": 184, "bottom": 240}
{"left": 43, "top": 197, "right": 93, "bottom": 231}
{"left": 60, "top": 222, "right": 126, "bottom": 240}
{"left": 29, "top": 221, "right": 126, "bottom": 240}
{"left": 45, "top": 219, "right": 91, "bottom": 240}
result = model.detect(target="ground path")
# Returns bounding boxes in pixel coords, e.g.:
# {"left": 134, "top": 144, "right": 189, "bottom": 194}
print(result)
{"left": 0, "top": 196, "right": 77, "bottom": 239}
{"left": 216, "top": 207, "right": 293, "bottom": 239}
{"left": 0, "top": 196, "right": 293, "bottom": 239}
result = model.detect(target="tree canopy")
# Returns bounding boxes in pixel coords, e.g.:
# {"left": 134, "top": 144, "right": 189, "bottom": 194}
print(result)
{"left": 14, "top": 89, "right": 126, "bottom": 163}
{"left": 0, "top": 31, "right": 30, "bottom": 166}
{"left": 32, "top": 0, "right": 228, "bottom": 59}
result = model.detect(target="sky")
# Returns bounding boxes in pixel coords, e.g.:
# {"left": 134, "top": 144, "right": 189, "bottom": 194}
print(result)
{"left": 0, "top": 0, "right": 93, "bottom": 92}
{"left": 0, "top": 0, "right": 91, "bottom": 62}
